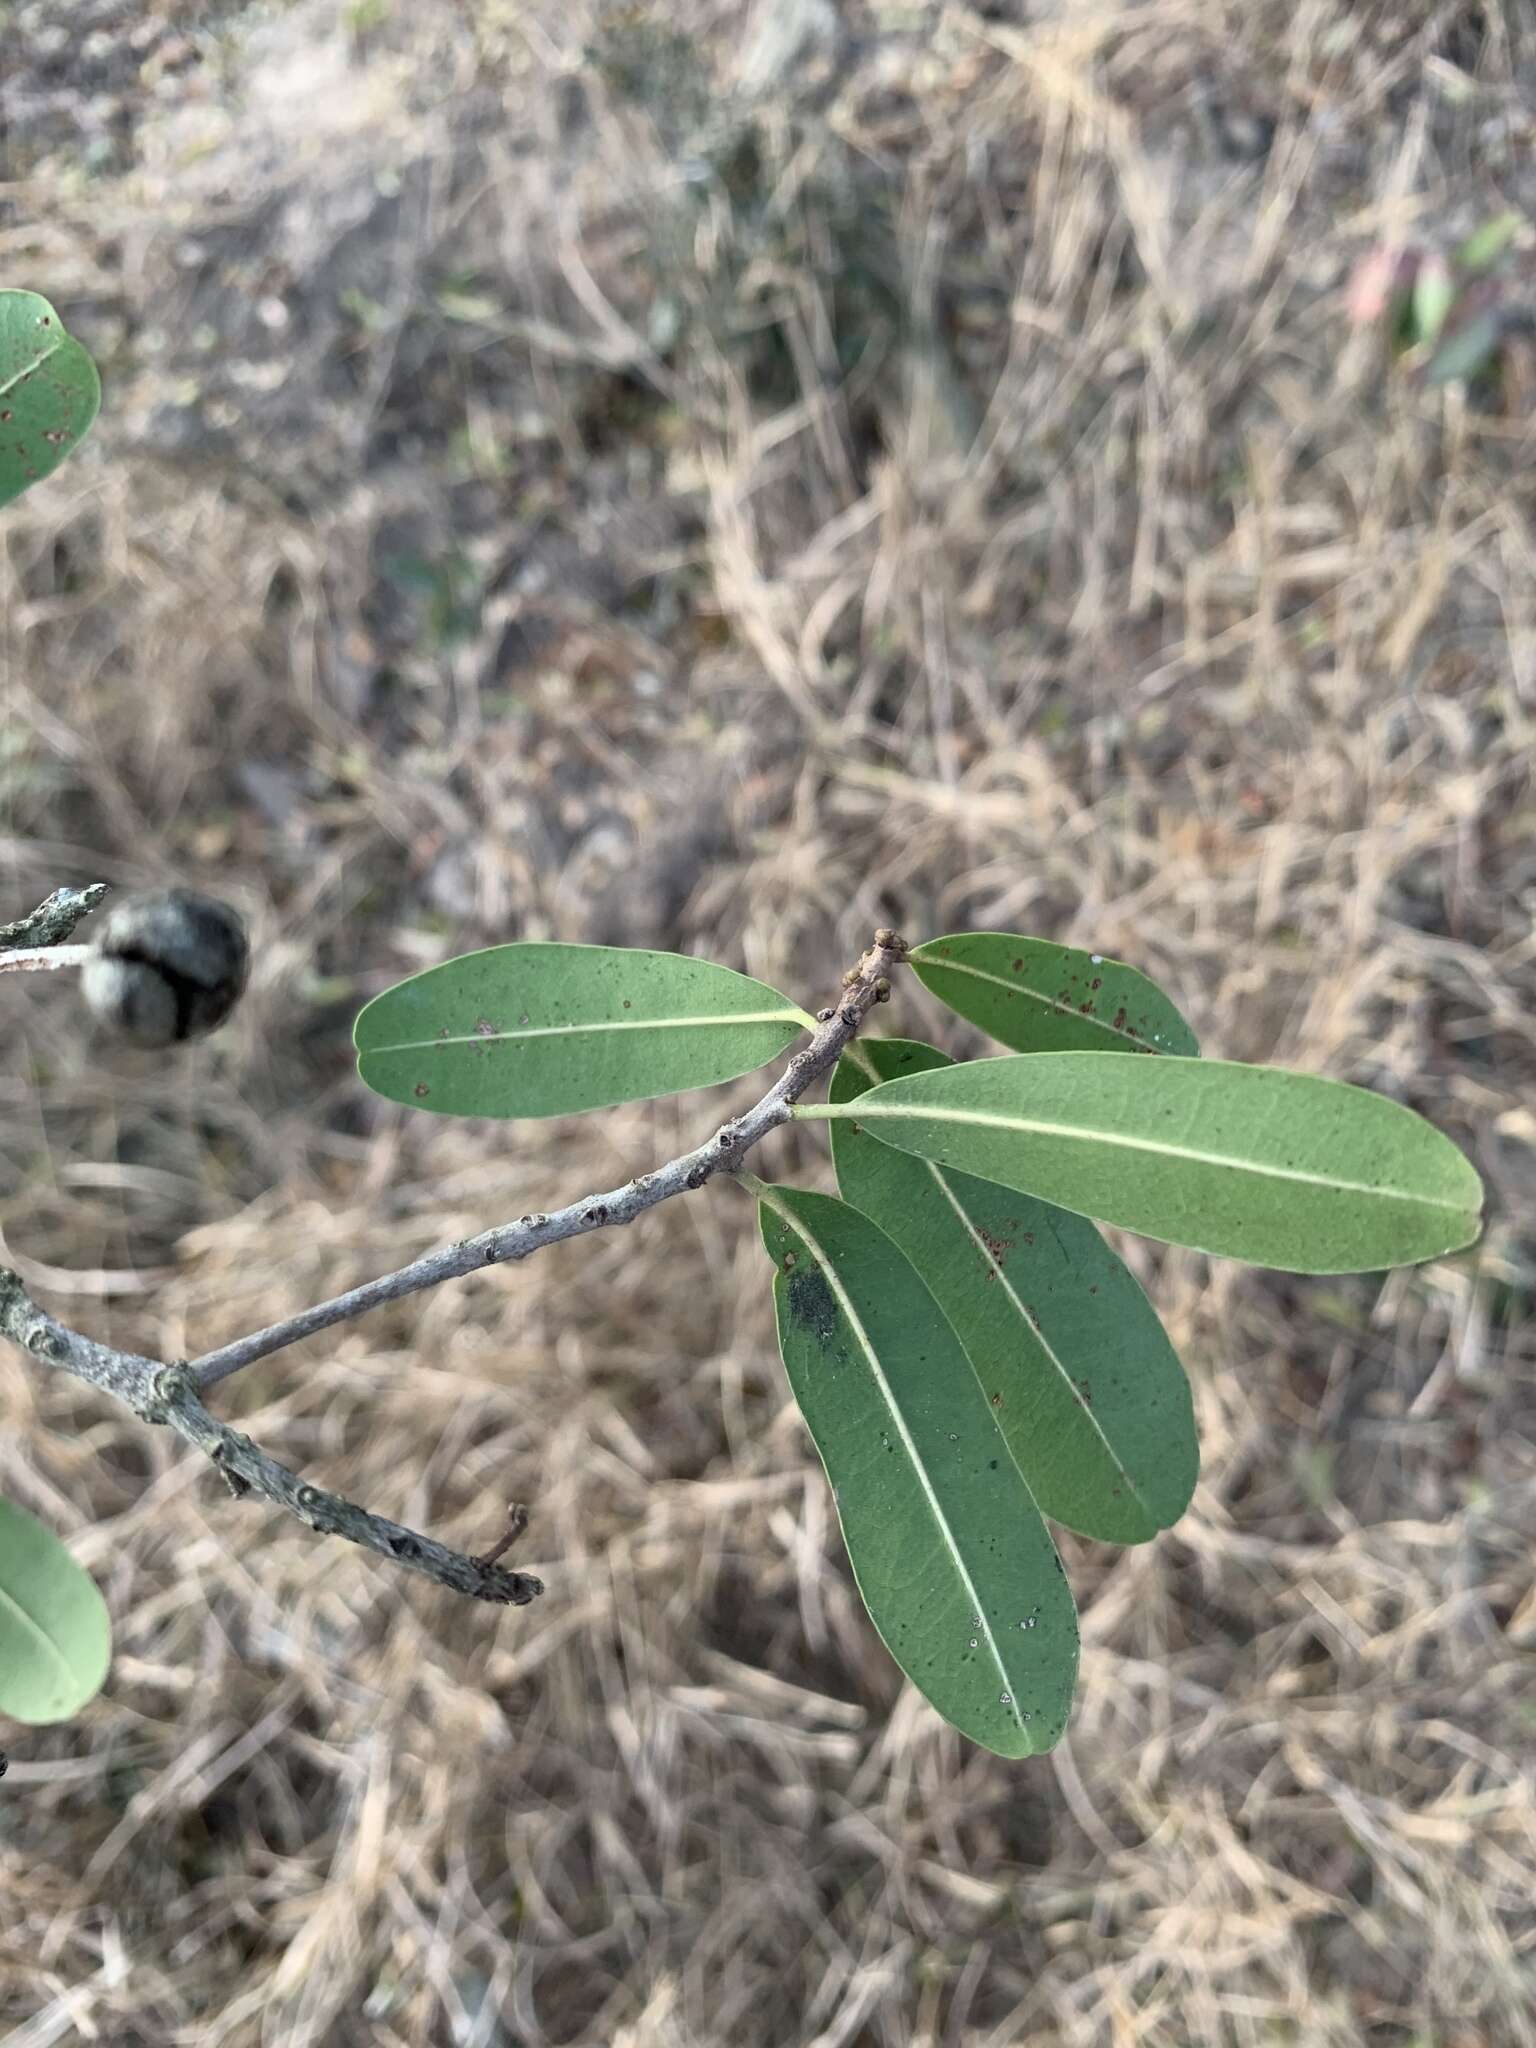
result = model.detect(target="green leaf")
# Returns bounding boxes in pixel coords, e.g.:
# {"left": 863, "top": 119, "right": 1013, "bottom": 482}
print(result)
{"left": 0, "top": 1498, "right": 110, "bottom": 1724}
{"left": 803, "top": 1053, "right": 1483, "bottom": 1275}
{"left": 758, "top": 1183, "right": 1079, "bottom": 1757}
{"left": 1456, "top": 211, "right": 1522, "bottom": 275}
{"left": 1411, "top": 254, "right": 1457, "bottom": 348}
{"left": 910, "top": 934, "right": 1198, "bottom": 1057}
{"left": 1424, "top": 309, "right": 1504, "bottom": 387}
{"left": 0, "top": 291, "right": 102, "bottom": 510}
{"left": 831, "top": 1040, "right": 1196, "bottom": 1543}
{"left": 355, "top": 941, "right": 809, "bottom": 1118}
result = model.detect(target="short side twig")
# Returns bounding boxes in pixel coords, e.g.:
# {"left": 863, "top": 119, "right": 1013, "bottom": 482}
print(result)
{"left": 0, "top": 884, "right": 108, "bottom": 953}
{"left": 0, "top": 944, "right": 92, "bottom": 976}
{"left": 189, "top": 930, "right": 909, "bottom": 1390}
{"left": 475, "top": 1502, "right": 530, "bottom": 1569}
{"left": 0, "top": 1269, "right": 541, "bottom": 1607}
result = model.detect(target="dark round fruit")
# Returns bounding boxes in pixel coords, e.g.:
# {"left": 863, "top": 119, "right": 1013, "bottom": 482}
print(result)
{"left": 81, "top": 888, "right": 249, "bottom": 1047}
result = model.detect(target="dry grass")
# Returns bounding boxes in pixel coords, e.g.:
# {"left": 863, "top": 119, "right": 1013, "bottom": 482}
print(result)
{"left": 3, "top": 0, "right": 1535, "bottom": 2041}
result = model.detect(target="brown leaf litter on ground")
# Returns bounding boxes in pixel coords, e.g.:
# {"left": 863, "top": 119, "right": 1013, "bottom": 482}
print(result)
{"left": 1, "top": 1, "right": 1534, "bottom": 2042}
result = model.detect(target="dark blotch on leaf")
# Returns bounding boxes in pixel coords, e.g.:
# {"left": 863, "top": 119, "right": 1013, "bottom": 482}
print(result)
{"left": 786, "top": 1265, "right": 839, "bottom": 1350}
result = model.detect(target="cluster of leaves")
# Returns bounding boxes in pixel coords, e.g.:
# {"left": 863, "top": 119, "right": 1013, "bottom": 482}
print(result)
{"left": 355, "top": 935, "right": 1483, "bottom": 1757}
{"left": 1, "top": 291, "right": 108, "bottom": 1741}
{"left": 0, "top": 282, "right": 1489, "bottom": 1764}
{"left": 1346, "top": 210, "right": 1529, "bottom": 389}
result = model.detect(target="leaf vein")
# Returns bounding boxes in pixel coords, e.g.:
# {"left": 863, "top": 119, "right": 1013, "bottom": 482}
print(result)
{"left": 0, "top": 336, "right": 62, "bottom": 400}
{"left": 0, "top": 1582, "right": 74, "bottom": 1690}
{"left": 816, "top": 1104, "right": 1471, "bottom": 1213}
{"left": 375, "top": 1009, "right": 800, "bottom": 1053}
{"left": 924, "top": 1163, "right": 1149, "bottom": 1507}
{"left": 925, "top": 956, "right": 1120, "bottom": 1036}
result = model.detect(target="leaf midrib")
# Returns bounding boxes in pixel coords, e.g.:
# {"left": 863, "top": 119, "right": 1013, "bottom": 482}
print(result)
{"left": 922, "top": 1161, "right": 1152, "bottom": 1512}
{"left": 840, "top": 1044, "right": 1149, "bottom": 1513}
{"left": 369, "top": 1009, "right": 801, "bottom": 1053}
{"left": 0, "top": 335, "right": 62, "bottom": 401}
{"left": 0, "top": 1577, "right": 75, "bottom": 1697}
{"left": 918, "top": 951, "right": 1145, "bottom": 1048}
{"left": 807, "top": 1102, "right": 1471, "bottom": 1214}
{"left": 761, "top": 1187, "right": 1030, "bottom": 1746}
